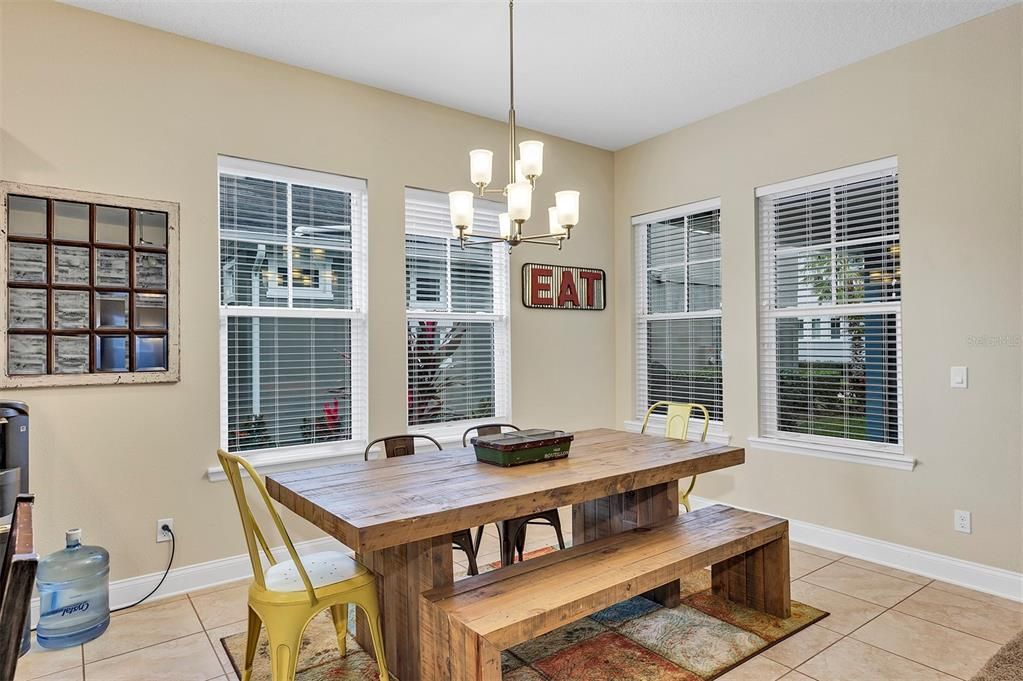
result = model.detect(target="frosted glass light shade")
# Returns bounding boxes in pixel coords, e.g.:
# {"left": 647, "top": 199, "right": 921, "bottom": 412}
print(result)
{"left": 519, "top": 141, "right": 544, "bottom": 178}
{"left": 507, "top": 182, "right": 532, "bottom": 222}
{"left": 449, "top": 191, "right": 474, "bottom": 234}
{"left": 555, "top": 190, "right": 580, "bottom": 226}
{"left": 499, "top": 213, "right": 511, "bottom": 238}
{"left": 514, "top": 160, "right": 526, "bottom": 183}
{"left": 469, "top": 149, "right": 493, "bottom": 186}
{"left": 548, "top": 207, "right": 566, "bottom": 236}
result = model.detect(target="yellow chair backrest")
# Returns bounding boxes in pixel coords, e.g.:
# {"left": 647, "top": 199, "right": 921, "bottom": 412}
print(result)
{"left": 216, "top": 449, "right": 317, "bottom": 604}
{"left": 640, "top": 401, "right": 710, "bottom": 442}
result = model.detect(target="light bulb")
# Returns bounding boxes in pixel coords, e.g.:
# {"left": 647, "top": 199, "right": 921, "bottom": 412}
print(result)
{"left": 548, "top": 207, "right": 566, "bottom": 236}
{"left": 555, "top": 190, "right": 580, "bottom": 226}
{"left": 499, "top": 213, "right": 511, "bottom": 239}
{"left": 469, "top": 149, "right": 493, "bottom": 187}
{"left": 507, "top": 182, "right": 532, "bottom": 222}
{"left": 449, "top": 191, "right": 474, "bottom": 236}
{"left": 519, "top": 141, "right": 544, "bottom": 178}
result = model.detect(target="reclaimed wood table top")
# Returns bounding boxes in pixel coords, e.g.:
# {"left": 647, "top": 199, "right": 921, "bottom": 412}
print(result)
{"left": 266, "top": 427, "right": 744, "bottom": 553}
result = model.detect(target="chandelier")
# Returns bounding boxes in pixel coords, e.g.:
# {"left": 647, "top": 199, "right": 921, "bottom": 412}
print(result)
{"left": 449, "top": 0, "right": 580, "bottom": 250}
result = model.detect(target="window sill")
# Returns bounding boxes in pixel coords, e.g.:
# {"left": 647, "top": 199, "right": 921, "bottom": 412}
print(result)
{"left": 206, "top": 440, "right": 368, "bottom": 482}
{"left": 747, "top": 436, "right": 916, "bottom": 471}
{"left": 622, "top": 418, "right": 732, "bottom": 445}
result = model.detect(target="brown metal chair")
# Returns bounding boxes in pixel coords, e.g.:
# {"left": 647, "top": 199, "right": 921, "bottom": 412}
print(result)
{"left": 0, "top": 494, "right": 36, "bottom": 681}
{"left": 364, "top": 435, "right": 480, "bottom": 576}
{"left": 462, "top": 424, "right": 567, "bottom": 567}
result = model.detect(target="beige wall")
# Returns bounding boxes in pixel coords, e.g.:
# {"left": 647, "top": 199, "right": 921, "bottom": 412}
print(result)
{"left": 0, "top": 1, "right": 615, "bottom": 579}
{"left": 614, "top": 6, "right": 1023, "bottom": 572}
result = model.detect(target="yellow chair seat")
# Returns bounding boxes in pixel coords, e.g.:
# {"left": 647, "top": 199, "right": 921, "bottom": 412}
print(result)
{"left": 264, "top": 551, "right": 366, "bottom": 592}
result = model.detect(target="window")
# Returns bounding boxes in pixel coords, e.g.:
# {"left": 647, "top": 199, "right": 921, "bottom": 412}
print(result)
{"left": 218, "top": 157, "right": 367, "bottom": 453}
{"left": 756, "top": 157, "right": 902, "bottom": 456}
{"left": 634, "top": 199, "right": 723, "bottom": 424}
{"left": 405, "top": 188, "right": 509, "bottom": 428}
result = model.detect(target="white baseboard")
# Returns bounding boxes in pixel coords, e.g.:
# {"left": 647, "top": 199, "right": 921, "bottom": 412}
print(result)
{"left": 31, "top": 536, "right": 344, "bottom": 627}
{"left": 690, "top": 495, "right": 1023, "bottom": 603}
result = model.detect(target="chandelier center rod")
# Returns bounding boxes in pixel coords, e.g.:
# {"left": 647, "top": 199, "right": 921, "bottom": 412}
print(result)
{"left": 507, "top": 0, "right": 517, "bottom": 185}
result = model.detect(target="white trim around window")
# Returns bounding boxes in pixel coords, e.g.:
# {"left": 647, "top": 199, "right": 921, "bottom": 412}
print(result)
{"left": 216, "top": 156, "right": 369, "bottom": 472}
{"left": 404, "top": 188, "right": 511, "bottom": 436}
{"left": 756, "top": 156, "right": 911, "bottom": 469}
{"left": 633, "top": 197, "right": 725, "bottom": 428}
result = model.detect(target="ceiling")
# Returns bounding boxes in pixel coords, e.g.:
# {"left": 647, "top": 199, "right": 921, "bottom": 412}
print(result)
{"left": 62, "top": 0, "right": 1016, "bottom": 150}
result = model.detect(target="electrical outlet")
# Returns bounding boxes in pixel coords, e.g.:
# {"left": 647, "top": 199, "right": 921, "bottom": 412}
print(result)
{"left": 156, "top": 518, "right": 174, "bottom": 543}
{"left": 954, "top": 510, "right": 972, "bottom": 534}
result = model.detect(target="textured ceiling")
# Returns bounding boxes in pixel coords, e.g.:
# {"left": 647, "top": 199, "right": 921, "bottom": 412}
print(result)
{"left": 62, "top": 0, "right": 1016, "bottom": 150}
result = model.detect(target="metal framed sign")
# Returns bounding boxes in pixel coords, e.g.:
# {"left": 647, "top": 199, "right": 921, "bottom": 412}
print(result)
{"left": 522, "top": 263, "right": 606, "bottom": 310}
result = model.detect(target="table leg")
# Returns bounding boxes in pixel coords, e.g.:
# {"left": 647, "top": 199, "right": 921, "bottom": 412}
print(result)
{"left": 356, "top": 534, "right": 453, "bottom": 681}
{"left": 572, "top": 481, "right": 681, "bottom": 607}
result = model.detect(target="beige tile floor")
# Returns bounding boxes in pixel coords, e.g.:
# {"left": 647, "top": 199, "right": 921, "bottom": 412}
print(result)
{"left": 15, "top": 507, "right": 1021, "bottom": 681}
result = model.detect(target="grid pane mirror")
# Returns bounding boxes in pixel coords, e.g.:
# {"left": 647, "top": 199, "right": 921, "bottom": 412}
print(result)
{"left": 2, "top": 182, "right": 178, "bottom": 386}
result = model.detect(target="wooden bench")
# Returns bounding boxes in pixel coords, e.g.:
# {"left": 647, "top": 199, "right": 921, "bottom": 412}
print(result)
{"left": 419, "top": 504, "right": 790, "bottom": 681}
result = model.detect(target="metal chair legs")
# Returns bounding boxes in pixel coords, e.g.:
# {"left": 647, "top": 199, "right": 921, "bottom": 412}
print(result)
{"left": 453, "top": 528, "right": 480, "bottom": 576}
{"left": 497, "top": 509, "right": 565, "bottom": 567}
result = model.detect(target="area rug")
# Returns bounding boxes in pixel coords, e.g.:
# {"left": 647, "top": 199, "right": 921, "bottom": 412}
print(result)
{"left": 971, "top": 628, "right": 1023, "bottom": 681}
{"left": 222, "top": 568, "right": 828, "bottom": 681}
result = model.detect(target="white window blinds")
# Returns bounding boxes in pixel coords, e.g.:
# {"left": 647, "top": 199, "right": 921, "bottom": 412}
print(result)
{"left": 756, "top": 157, "right": 902, "bottom": 454}
{"left": 634, "top": 199, "right": 723, "bottom": 423}
{"left": 405, "top": 188, "right": 510, "bottom": 427}
{"left": 218, "top": 157, "right": 368, "bottom": 453}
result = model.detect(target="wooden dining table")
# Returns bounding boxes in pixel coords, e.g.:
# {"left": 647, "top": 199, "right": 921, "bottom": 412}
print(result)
{"left": 266, "top": 427, "right": 745, "bottom": 681}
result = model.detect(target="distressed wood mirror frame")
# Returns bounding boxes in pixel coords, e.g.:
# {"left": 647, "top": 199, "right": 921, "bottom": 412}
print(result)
{"left": 0, "top": 181, "right": 180, "bottom": 388}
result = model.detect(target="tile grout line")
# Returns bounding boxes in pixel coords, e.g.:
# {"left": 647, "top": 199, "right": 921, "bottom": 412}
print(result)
{"left": 857, "top": 605, "right": 1010, "bottom": 648}
{"left": 799, "top": 564, "right": 929, "bottom": 609}
{"left": 793, "top": 572, "right": 925, "bottom": 612}
{"left": 182, "top": 593, "right": 233, "bottom": 681}
{"left": 790, "top": 554, "right": 841, "bottom": 582}
{"left": 793, "top": 563, "right": 1011, "bottom": 681}
{"left": 836, "top": 556, "right": 935, "bottom": 587}
{"left": 885, "top": 585, "right": 1013, "bottom": 647}
{"left": 188, "top": 588, "right": 245, "bottom": 680}
{"left": 186, "top": 593, "right": 208, "bottom": 632}
{"left": 927, "top": 582, "right": 1023, "bottom": 613}
{"left": 830, "top": 585, "right": 977, "bottom": 680}
{"left": 80, "top": 630, "right": 208, "bottom": 669}
{"left": 836, "top": 631, "right": 972, "bottom": 680}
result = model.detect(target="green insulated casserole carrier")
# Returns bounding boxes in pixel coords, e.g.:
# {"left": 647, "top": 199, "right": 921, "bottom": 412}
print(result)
{"left": 471, "top": 429, "right": 574, "bottom": 467}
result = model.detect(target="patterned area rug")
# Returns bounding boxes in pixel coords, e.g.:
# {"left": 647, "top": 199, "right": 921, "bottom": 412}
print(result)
{"left": 223, "top": 566, "right": 828, "bottom": 680}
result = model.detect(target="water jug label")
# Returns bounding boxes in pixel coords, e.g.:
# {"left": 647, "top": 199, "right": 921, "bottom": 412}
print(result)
{"left": 60, "top": 601, "right": 90, "bottom": 617}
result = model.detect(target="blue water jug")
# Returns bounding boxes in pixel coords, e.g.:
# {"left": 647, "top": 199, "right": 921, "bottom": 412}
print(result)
{"left": 36, "top": 529, "right": 110, "bottom": 648}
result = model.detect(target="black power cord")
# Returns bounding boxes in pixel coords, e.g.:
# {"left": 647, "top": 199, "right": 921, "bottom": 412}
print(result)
{"left": 111, "top": 525, "right": 175, "bottom": 613}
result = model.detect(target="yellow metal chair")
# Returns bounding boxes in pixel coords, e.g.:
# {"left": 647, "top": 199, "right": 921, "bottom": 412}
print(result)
{"left": 640, "top": 402, "right": 710, "bottom": 512}
{"left": 216, "top": 449, "right": 388, "bottom": 681}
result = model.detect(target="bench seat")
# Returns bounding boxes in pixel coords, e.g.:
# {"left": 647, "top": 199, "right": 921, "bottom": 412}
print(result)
{"left": 419, "top": 504, "right": 790, "bottom": 681}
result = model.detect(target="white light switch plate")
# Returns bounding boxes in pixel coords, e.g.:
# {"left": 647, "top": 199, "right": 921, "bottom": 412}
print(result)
{"left": 950, "top": 366, "right": 968, "bottom": 389}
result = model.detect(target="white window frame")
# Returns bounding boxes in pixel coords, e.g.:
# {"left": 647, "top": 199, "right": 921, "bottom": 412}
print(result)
{"left": 629, "top": 198, "right": 729, "bottom": 443}
{"left": 752, "top": 156, "right": 912, "bottom": 471}
{"left": 211, "top": 156, "right": 369, "bottom": 478}
{"left": 404, "top": 187, "right": 511, "bottom": 443}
